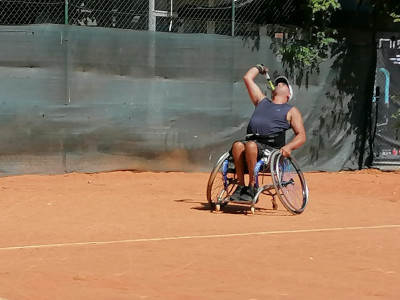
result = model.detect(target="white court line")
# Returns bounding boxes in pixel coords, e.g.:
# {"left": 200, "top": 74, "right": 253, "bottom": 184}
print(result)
{"left": 0, "top": 224, "right": 399, "bottom": 252}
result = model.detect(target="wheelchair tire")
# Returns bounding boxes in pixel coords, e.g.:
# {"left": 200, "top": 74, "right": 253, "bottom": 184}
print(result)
{"left": 206, "top": 152, "right": 236, "bottom": 210}
{"left": 270, "top": 152, "right": 309, "bottom": 214}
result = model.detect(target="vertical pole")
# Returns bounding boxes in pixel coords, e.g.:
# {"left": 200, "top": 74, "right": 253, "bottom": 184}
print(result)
{"left": 207, "top": 0, "right": 215, "bottom": 34}
{"left": 169, "top": 0, "right": 173, "bottom": 32}
{"left": 63, "top": 0, "right": 69, "bottom": 170}
{"left": 231, "top": 0, "right": 235, "bottom": 37}
{"left": 365, "top": 0, "right": 380, "bottom": 168}
{"left": 149, "top": 0, "right": 156, "bottom": 31}
{"left": 65, "top": 0, "right": 68, "bottom": 25}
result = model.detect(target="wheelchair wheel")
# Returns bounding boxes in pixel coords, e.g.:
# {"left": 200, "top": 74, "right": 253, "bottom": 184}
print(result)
{"left": 206, "top": 152, "right": 236, "bottom": 210}
{"left": 270, "top": 152, "right": 309, "bottom": 214}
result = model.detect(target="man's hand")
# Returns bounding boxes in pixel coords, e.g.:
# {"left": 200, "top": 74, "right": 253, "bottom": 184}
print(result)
{"left": 280, "top": 145, "right": 292, "bottom": 157}
{"left": 255, "top": 64, "right": 268, "bottom": 75}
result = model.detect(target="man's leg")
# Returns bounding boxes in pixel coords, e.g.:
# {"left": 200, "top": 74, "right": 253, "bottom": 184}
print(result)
{"left": 244, "top": 141, "right": 258, "bottom": 187}
{"left": 240, "top": 141, "right": 258, "bottom": 201}
{"left": 231, "top": 141, "right": 246, "bottom": 200}
{"left": 231, "top": 141, "right": 246, "bottom": 186}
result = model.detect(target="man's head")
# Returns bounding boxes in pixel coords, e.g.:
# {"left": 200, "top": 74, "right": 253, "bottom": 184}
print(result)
{"left": 274, "top": 76, "right": 293, "bottom": 102}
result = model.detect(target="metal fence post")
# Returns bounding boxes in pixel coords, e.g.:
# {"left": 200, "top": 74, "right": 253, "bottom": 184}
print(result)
{"left": 231, "top": 0, "right": 235, "bottom": 37}
{"left": 65, "top": 0, "right": 69, "bottom": 25}
{"left": 149, "top": 0, "right": 156, "bottom": 31}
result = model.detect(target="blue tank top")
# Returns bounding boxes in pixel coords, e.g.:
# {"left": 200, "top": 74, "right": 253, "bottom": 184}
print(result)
{"left": 247, "top": 98, "right": 292, "bottom": 136}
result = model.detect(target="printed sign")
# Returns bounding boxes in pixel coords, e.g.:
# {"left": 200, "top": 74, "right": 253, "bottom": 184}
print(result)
{"left": 373, "top": 34, "right": 400, "bottom": 166}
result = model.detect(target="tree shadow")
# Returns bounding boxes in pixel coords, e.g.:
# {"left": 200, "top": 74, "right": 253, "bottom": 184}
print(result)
{"left": 239, "top": 3, "right": 378, "bottom": 169}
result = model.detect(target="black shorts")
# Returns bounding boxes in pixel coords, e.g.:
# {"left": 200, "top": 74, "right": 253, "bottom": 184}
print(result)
{"left": 234, "top": 140, "right": 277, "bottom": 160}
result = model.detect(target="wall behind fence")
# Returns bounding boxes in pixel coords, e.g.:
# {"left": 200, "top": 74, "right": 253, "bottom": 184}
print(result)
{"left": 372, "top": 32, "right": 400, "bottom": 168}
{"left": 0, "top": 24, "right": 373, "bottom": 175}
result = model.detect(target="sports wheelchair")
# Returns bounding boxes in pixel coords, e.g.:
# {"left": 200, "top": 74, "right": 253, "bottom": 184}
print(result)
{"left": 206, "top": 149, "right": 309, "bottom": 214}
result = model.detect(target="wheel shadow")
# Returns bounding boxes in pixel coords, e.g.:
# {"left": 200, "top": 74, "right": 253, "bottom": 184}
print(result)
{"left": 191, "top": 202, "right": 292, "bottom": 216}
{"left": 173, "top": 198, "right": 293, "bottom": 216}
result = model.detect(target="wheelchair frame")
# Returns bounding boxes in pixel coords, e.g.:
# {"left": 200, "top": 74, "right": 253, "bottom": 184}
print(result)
{"left": 206, "top": 149, "right": 309, "bottom": 214}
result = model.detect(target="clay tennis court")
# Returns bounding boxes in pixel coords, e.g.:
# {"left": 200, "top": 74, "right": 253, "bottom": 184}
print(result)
{"left": 0, "top": 169, "right": 399, "bottom": 299}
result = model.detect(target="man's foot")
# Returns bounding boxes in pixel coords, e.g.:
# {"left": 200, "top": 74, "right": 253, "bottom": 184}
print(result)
{"left": 240, "top": 186, "right": 256, "bottom": 201}
{"left": 230, "top": 185, "right": 246, "bottom": 201}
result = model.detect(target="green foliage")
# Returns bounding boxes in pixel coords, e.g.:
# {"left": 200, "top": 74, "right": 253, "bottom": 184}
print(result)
{"left": 272, "top": 0, "right": 341, "bottom": 85}
{"left": 379, "top": 1, "right": 400, "bottom": 24}
{"left": 308, "top": 0, "right": 341, "bottom": 17}
{"left": 276, "top": 28, "right": 338, "bottom": 73}
{"left": 390, "top": 13, "right": 400, "bottom": 23}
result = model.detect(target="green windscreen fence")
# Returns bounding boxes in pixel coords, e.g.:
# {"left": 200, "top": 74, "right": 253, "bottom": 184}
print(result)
{"left": 0, "top": 24, "right": 375, "bottom": 175}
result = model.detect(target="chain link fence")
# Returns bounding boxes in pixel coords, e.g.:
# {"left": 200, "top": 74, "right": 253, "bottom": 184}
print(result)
{"left": 0, "top": 0, "right": 295, "bottom": 36}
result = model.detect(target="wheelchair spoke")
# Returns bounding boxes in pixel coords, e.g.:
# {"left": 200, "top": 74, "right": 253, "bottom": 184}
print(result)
{"left": 271, "top": 152, "right": 309, "bottom": 214}
{"left": 206, "top": 152, "right": 236, "bottom": 211}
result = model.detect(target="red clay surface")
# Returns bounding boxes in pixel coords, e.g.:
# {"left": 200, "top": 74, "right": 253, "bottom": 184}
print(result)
{"left": 0, "top": 169, "right": 399, "bottom": 300}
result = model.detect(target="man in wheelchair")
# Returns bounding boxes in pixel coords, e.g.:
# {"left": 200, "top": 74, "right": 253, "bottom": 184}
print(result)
{"left": 230, "top": 64, "right": 306, "bottom": 202}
